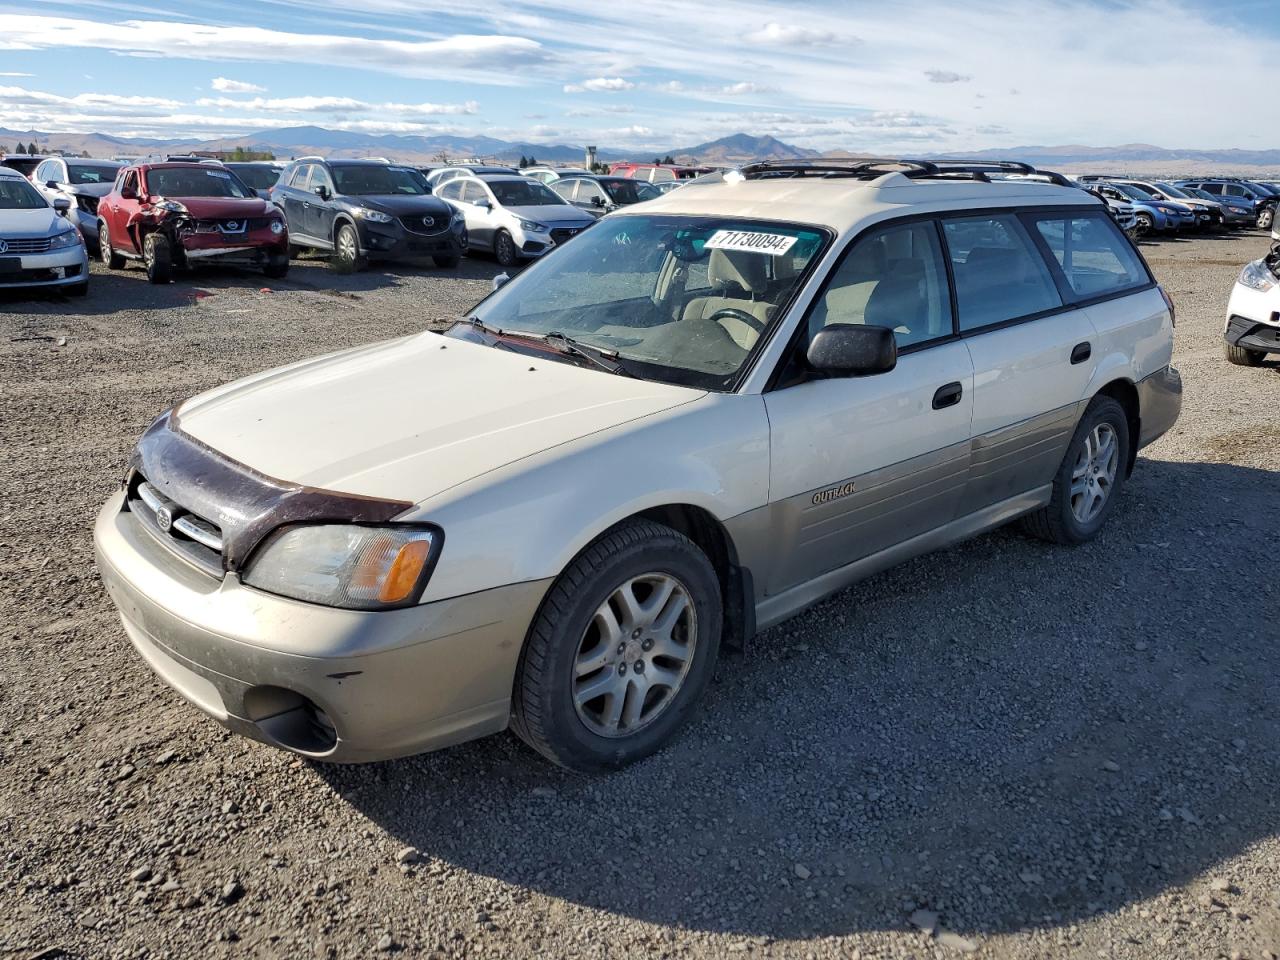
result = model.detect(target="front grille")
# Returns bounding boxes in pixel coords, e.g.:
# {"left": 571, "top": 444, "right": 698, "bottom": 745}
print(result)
{"left": 399, "top": 215, "right": 448, "bottom": 236}
{"left": 550, "top": 227, "right": 584, "bottom": 245}
{"left": 0, "top": 236, "right": 53, "bottom": 254}
{"left": 75, "top": 195, "right": 99, "bottom": 215}
{"left": 193, "top": 217, "right": 273, "bottom": 234}
{"left": 127, "top": 477, "right": 224, "bottom": 577}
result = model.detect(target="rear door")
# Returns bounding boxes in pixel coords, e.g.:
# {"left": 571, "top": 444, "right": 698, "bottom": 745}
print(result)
{"left": 943, "top": 212, "right": 1097, "bottom": 515}
{"left": 762, "top": 219, "right": 975, "bottom": 596}
{"left": 305, "top": 164, "right": 337, "bottom": 242}
{"left": 279, "top": 164, "right": 313, "bottom": 242}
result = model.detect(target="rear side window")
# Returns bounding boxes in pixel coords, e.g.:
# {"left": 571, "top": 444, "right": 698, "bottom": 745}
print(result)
{"left": 943, "top": 215, "right": 1062, "bottom": 331}
{"left": 809, "top": 221, "right": 953, "bottom": 348}
{"left": 1032, "top": 213, "right": 1149, "bottom": 298}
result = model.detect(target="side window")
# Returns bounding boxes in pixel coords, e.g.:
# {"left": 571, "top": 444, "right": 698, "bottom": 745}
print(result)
{"left": 287, "top": 164, "right": 310, "bottom": 188}
{"left": 310, "top": 165, "right": 334, "bottom": 193}
{"left": 121, "top": 170, "right": 139, "bottom": 196}
{"left": 1225, "top": 185, "right": 1247, "bottom": 198}
{"left": 436, "top": 180, "right": 461, "bottom": 200}
{"left": 1200, "top": 183, "right": 1223, "bottom": 195}
{"left": 578, "top": 181, "right": 605, "bottom": 202}
{"left": 943, "top": 215, "right": 1062, "bottom": 331}
{"left": 33, "top": 161, "right": 51, "bottom": 183}
{"left": 808, "top": 221, "right": 953, "bottom": 349}
{"left": 550, "top": 180, "right": 575, "bottom": 200}
{"left": 1032, "top": 213, "right": 1149, "bottom": 299}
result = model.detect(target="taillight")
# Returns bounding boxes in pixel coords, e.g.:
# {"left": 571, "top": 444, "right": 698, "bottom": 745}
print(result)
{"left": 1159, "top": 285, "right": 1176, "bottom": 326}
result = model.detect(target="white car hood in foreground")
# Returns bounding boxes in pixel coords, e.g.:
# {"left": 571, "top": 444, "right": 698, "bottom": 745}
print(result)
{"left": 177, "top": 331, "right": 703, "bottom": 503}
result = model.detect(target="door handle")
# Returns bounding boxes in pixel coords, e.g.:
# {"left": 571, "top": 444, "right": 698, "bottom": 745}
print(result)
{"left": 1070, "top": 341, "right": 1092, "bottom": 364}
{"left": 932, "top": 381, "right": 963, "bottom": 410}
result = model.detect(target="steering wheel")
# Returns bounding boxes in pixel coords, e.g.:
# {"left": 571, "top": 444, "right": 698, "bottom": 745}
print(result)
{"left": 706, "top": 306, "right": 767, "bottom": 334}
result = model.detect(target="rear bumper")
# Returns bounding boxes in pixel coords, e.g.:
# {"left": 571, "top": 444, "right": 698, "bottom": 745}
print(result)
{"left": 1136, "top": 364, "right": 1182, "bottom": 449}
{"left": 94, "top": 491, "right": 551, "bottom": 762}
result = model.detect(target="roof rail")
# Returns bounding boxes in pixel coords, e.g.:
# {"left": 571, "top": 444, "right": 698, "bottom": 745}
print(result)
{"left": 734, "top": 157, "right": 1076, "bottom": 187}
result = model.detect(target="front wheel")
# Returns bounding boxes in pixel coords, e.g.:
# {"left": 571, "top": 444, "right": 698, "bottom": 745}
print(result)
{"left": 1258, "top": 207, "right": 1275, "bottom": 231}
{"left": 1224, "top": 341, "right": 1265, "bottom": 366}
{"left": 1134, "top": 213, "right": 1153, "bottom": 236}
{"left": 1021, "top": 396, "right": 1129, "bottom": 545}
{"left": 143, "top": 233, "right": 172, "bottom": 284}
{"left": 331, "top": 223, "right": 363, "bottom": 273}
{"left": 493, "top": 229, "right": 520, "bottom": 268}
{"left": 511, "top": 520, "right": 723, "bottom": 772}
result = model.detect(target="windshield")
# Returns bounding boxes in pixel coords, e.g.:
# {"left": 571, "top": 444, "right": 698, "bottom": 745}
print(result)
{"left": 1113, "top": 183, "right": 1154, "bottom": 201}
{"left": 147, "top": 167, "right": 254, "bottom": 199}
{"left": 1154, "top": 181, "right": 1191, "bottom": 199}
{"left": 67, "top": 164, "right": 117, "bottom": 185}
{"left": 1248, "top": 181, "right": 1278, "bottom": 197}
{"left": 463, "top": 215, "right": 829, "bottom": 390}
{"left": 489, "top": 179, "right": 565, "bottom": 206}
{"left": 228, "top": 164, "right": 280, "bottom": 190}
{"left": 0, "top": 178, "right": 46, "bottom": 210}
{"left": 332, "top": 165, "right": 427, "bottom": 196}
{"left": 602, "top": 180, "right": 660, "bottom": 204}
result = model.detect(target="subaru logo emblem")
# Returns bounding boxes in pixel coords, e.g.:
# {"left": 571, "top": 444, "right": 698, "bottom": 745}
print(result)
{"left": 0, "top": 240, "right": 7, "bottom": 254}
{"left": 422, "top": 216, "right": 434, "bottom": 227}
{"left": 155, "top": 506, "right": 173, "bottom": 533}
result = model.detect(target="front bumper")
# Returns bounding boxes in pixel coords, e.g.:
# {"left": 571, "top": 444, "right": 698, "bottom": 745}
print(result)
{"left": 94, "top": 491, "right": 551, "bottom": 762}
{"left": 178, "top": 228, "right": 288, "bottom": 265}
{"left": 1136, "top": 365, "right": 1182, "bottom": 449}
{"left": 360, "top": 218, "right": 467, "bottom": 261}
{"left": 0, "top": 243, "right": 89, "bottom": 289}
{"left": 1225, "top": 272, "right": 1280, "bottom": 353}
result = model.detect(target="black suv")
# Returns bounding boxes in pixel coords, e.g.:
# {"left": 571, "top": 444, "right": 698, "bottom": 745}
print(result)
{"left": 270, "top": 158, "right": 466, "bottom": 272}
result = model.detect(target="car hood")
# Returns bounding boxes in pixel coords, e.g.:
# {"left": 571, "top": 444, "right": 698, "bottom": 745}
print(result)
{"left": 66, "top": 182, "right": 115, "bottom": 199}
{"left": 353, "top": 194, "right": 453, "bottom": 217}
{"left": 177, "top": 331, "right": 703, "bottom": 503}
{"left": 504, "top": 204, "right": 595, "bottom": 226}
{"left": 163, "top": 196, "right": 274, "bottom": 218}
{"left": 0, "top": 206, "right": 67, "bottom": 237}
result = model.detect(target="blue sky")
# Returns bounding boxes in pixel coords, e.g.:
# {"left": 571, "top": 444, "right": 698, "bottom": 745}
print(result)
{"left": 0, "top": 0, "right": 1277, "bottom": 151}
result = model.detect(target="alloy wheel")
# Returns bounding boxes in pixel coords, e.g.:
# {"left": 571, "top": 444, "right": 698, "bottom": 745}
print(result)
{"left": 337, "top": 228, "right": 358, "bottom": 264}
{"left": 1069, "top": 422, "right": 1119, "bottom": 524}
{"left": 571, "top": 572, "right": 697, "bottom": 738}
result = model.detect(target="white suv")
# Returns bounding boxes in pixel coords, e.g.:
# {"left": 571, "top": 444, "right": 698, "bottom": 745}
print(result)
{"left": 1224, "top": 224, "right": 1280, "bottom": 366}
{"left": 94, "top": 159, "right": 1182, "bottom": 771}
{"left": 434, "top": 174, "right": 595, "bottom": 267}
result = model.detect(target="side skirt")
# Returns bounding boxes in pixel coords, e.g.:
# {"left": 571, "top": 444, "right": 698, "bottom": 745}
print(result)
{"left": 753, "top": 484, "right": 1051, "bottom": 633}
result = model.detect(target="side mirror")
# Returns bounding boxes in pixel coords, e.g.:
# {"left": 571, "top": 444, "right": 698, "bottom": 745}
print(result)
{"left": 806, "top": 324, "right": 897, "bottom": 377}
{"left": 312, "top": 185, "right": 331, "bottom": 201}
{"left": 474, "top": 198, "right": 491, "bottom": 210}
{"left": 591, "top": 195, "right": 604, "bottom": 207}
{"left": 52, "top": 197, "right": 71, "bottom": 216}
{"left": 492, "top": 272, "right": 510, "bottom": 291}
{"left": 45, "top": 180, "right": 58, "bottom": 189}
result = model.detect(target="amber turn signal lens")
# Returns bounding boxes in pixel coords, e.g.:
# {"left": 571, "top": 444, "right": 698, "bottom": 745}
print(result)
{"left": 377, "top": 539, "right": 432, "bottom": 604}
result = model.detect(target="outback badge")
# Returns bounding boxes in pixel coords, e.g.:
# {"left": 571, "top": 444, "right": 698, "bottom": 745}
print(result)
{"left": 812, "top": 480, "right": 856, "bottom": 506}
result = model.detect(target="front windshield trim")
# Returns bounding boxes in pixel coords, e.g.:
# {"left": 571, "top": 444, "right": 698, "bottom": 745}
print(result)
{"left": 463, "top": 213, "right": 834, "bottom": 393}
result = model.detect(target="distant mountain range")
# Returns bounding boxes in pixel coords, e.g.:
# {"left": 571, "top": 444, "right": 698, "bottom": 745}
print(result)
{"left": 2, "top": 125, "right": 1277, "bottom": 174}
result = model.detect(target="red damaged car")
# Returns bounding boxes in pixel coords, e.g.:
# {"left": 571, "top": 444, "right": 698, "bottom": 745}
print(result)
{"left": 97, "top": 162, "right": 289, "bottom": 283}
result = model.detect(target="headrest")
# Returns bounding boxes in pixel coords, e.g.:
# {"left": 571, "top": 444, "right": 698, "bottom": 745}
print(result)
{"left": 865, "top": 276, "right": 926, "bottom": 328}
{"left": 708, "top": 248, "right": 768, "bottom": 295}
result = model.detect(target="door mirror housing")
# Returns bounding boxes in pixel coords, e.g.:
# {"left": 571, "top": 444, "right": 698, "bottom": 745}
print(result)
{"left": 312, "top": 184, "right": 331, "bottom": 201}
{"left": 45, "top": 180, "right": 58, "bottom": 189}
{"left": 52, "top": 197, "right": 71, "bottom": 216}
{"left": 474, "top": 198, "right": 491, "bottom": 210}
{"left": 591, "top": 195, "right": 604, "bottom": 207}
{"left": 806, "top": 324, "right": 897, "bottom": 377}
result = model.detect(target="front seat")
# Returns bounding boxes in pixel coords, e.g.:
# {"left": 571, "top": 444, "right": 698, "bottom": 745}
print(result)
{"left": 682, "top": 249, "right": 775, "bottom": 349}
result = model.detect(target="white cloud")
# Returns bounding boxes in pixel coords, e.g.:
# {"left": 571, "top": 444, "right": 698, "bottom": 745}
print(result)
{"left": 0, "top": 71, "right": 33, "bottom": 77}
{"left": 743, "top": 23, "right": 842, "bottom": 46}
{"left": 0, "top": 85, "right": 181, "bottom": 112}
{"left": 211, "top": 77, "right": 263, "bottom": 93}
{"left": 196, "top": 95, "right": 479, "bottom": 115}
{"left": 563, "top": 76, "right": 634, "bottom": 93}
{"left": 925, "top": 69, "right": 971, "bottom": 84}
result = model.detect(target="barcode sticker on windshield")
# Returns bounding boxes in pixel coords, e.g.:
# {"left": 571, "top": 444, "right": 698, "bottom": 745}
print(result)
{"left": 705, "top": 229, "right": 797, "bottom": 256}
{"left": 206, "top": 170, "right": 230, "bottom": 178}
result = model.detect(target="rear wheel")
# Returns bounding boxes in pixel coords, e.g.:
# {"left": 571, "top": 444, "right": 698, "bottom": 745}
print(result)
{"left": 493, "top": 229, "right": 520, "bottom": 267}
{"left": 1021, "top": 396, "right": 1129, "bottom": 545}
{"left": 511, "top": 519, "right": 722, "bottom": 772}
{"left": 143, "top": 233, "right": 172, "bottom": 284}
{"left": 1224, "top": 341, "right": 1265, "bottom": 366}
{"left": 331, "top": 223, "right": 363, "bottom": 273}
{"left": 98, "top": 222, "right": 125, "bottom": 270}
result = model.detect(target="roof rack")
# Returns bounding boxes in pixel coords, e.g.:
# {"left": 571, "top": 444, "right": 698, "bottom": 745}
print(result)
{"left": 734, "top": 157, "right": 1075, "bottom": 187}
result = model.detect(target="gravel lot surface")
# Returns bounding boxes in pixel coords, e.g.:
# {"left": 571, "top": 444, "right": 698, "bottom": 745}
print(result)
{"left": 1, "top": 235, "right": 1277, "bottom": 960}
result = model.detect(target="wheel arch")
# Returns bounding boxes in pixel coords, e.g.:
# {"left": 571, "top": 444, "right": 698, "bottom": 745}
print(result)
{"left": 1093, "top": 377, "right": 1140, "bottom": 478}
{"left": 331, "top": 214, "right": 357, "bottom": 245}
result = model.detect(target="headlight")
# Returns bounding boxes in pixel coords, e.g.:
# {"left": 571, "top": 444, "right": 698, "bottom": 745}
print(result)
{"left": 269, "top": 220, "right": 284, "bottom": 235}
{"left": 517, "top": 218, "right": 547, "bottom": 232}
{"left": 49, "top": 228, "right": 82, "bottom": 249}
{"left": 355, "top": 208, "right": 394, "bottom": 223}
{"left": 1237, "top": 259, "right": 1277, "bottom": 293}
{"left": 243, "top": 524, "right": 441, "bottom": 610}
{"left": 153, "top": 199, "right": 186, "bottom": 213}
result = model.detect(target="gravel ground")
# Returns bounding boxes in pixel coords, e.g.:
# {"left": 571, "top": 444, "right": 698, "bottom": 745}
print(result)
{"left": 1, "top": 235, "right": 1277, "bottom": 960}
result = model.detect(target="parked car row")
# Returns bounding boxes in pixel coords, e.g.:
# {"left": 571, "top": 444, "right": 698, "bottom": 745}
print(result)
{"left": 1078, "top": 175, "right": 1277, "bottom": 232}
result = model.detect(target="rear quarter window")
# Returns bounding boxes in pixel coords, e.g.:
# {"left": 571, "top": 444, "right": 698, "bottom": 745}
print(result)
{"left": 1031, "top": 213, "right": 1150, "bottom": 299}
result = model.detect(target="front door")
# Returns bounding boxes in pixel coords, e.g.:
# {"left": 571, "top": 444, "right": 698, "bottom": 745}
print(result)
{"left": 108, "top": 169, "right": 143, "bottom": 254}
{"left": 279, "top": 164, "right": 313, "bottom": 243}
{"left": 305, "top": 165, "right": 337, "bottom": 243}
{"left": 761, "top": 220, "right": 974, "bottom": 596}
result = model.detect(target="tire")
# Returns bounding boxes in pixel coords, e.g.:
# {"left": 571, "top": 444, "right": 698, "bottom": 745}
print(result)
{"left": 331, "top": 223, "right": 363, "bottom": 273}
{"left": 1224, "top": 341, "right": 1265, "bottom": 366}
{"left": 433, "top": 254, "right": 460, "bottom": 269}
{"left": 1021, "top": 396, "right": 1130, "bottom": 546}
{"left": 98, "top": 222, "right": 125, "bottom": 270}
{"left": 143, "top": 233, "right": 172, "bottom": 285}
{"left": 263, "top": 254, "right": 289, "bottom": 279}
{"left": 511, "top": 519, "right": 723, "bottom": 772}
{"left": 1134, "top": 213, "right": 1153, "bottom": 236}
{"left": 1257, "top": 207, "right": 1274, "bottom": 231}
{"left": 493, "top": 229, "right": 520, "bottom": 268}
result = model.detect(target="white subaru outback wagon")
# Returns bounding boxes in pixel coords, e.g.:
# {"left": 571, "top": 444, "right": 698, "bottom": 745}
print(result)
{"left": 95, "top": 159, "right": 1182, "bottom": 771}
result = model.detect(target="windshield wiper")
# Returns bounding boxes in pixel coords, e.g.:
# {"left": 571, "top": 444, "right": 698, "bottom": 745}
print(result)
{"left": 541, "top": 331, "right": 633, "bottom": 376}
